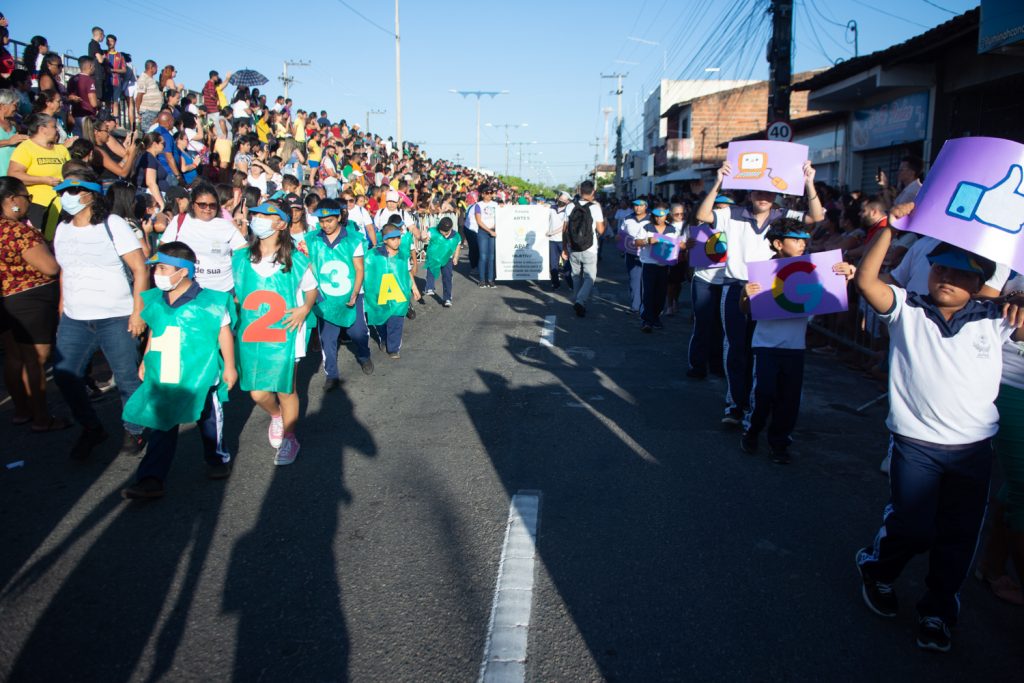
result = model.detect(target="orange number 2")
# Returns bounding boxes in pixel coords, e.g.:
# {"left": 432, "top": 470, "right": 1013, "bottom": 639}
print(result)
{"left": 241, "top": 290, "right": 288, "bottom": 343}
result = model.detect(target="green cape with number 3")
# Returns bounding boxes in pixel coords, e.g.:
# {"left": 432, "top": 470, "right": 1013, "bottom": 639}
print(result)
{"left": 307, "top": 222, "right": 363, "bottom": 328}
{"left": 122, "top": 287, "right": 232, "bottom": 431}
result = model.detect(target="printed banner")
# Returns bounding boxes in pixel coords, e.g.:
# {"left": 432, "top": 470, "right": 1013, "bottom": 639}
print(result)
{"left": 747, "top": 249, "right": 849, "bottom": 321}
{"left": 688, "top": 223, "right": 727, "bottom": 270}
{"left": 648, "top": 233, "right": 681, "bottom": 265}
{"left": 721, "top": 141, "right": 808, "bottom": 196}
{"left": 891, "top": 137, "right": 1024, "bottom": 274}
{"left": 495, "top": 205, "right": 550, "bottom": 280}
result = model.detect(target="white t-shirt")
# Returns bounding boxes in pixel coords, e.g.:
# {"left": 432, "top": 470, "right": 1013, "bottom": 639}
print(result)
{"left": 230, "top": 100, "right": 250, "bottom": 119}
{"left": 889, "top": 235, "right": 1009, "bottom": 295}
{"left": 563, "top": 200, "right": 605, "bottom": 254}
{"left": 374, "top": 207, "right": 415, "bottom": 231}
{"left": 161, "top": 215, "right": 248, "bottom": 292}
{"left": 474, "top": 201, "right": 498, "bottom": 232}
{"left": 350, "top": 205, "right": 374, "bottom": 233}
{"left": 1001, "top": 273, "right": 1024, "bottom": 391}
{"left": 548, "top": 206, "right": 567, "bottom": 241}
{"left": 713, "top": 205, "right": 804, "bottom": 283}
{"left": 881, "top": 285, "right": 1013, "bottom": 444}
{"left": 250, "top": 258, "right": 318, "bottom": 359}
{"left": 464, "top": 203, "right": 478, "bottom": 233}
{"left": 54, "top": 216, "right": 140, "bottom": 321}
{"left": 752, "top": 317, "right": 808, "bottom": 350}
{"left": 894, "top": 178, "right": 922, "bottom": 206}
{"left": 621, "top": 215, "right": 648, "bottom": 256}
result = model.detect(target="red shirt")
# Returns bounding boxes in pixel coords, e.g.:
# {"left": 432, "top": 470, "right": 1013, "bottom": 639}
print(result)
{"left": 70, "top": 73, "right": 97, "bottom": 117}
{"left": 202, "top": 79, "right": 219, "bottom": 114}
{"left": 865, "top": 216, "right": 889, "bottom": 244}
{"left": 0, "top": 218, "right": 55, "bottom": 296}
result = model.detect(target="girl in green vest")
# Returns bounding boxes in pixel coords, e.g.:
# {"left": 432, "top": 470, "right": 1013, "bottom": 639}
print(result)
{"left": 232, "top": 202, "right": 318, "bottom": 466}
{"left": 423, "top": 216, "right": 462, "bottom": 306}
{"left": 121, "top": 242, "right": 237, "bottom": 500}
{"left": 364, "top": 224, "right": 415, "bottom": 359}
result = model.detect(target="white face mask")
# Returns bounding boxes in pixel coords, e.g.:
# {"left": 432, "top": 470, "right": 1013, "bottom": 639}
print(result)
{"left": 61, "top": 193, "right": 88, "bottom": 215}
{"left": 250, "top": 215, "right": 276, "bottom": 239}
{"left": 154, "top": 270, "right": 183, "bottom": 291}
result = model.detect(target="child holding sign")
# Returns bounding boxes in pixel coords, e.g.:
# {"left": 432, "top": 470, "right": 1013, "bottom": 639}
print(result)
{"left": 739, "top": 218, "right": 854, "bottom": 464}
{"left": 121, "top": 242, "right": 237, "bottom": 500}
{"left": 630, "top": 203, "right": 682, "bottom": 333}
{"left": 423, "top": 216, "right": 461, "bottom": 306}
{"left": 853, "top": 205, "right": 1024, "bottom": 653}
{"left": 306, "top": 198, "right": 373, "bottom": 389}
{"left": 364, "top": 223, "right": 418, "bottom": 359}
{"left": 232, "top": 202, "right": 318, "bottom": 466}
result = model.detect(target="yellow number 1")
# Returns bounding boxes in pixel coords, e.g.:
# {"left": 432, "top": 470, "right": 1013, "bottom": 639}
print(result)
{"left": 150, "top": 326, "right": 182, "bottom": 384}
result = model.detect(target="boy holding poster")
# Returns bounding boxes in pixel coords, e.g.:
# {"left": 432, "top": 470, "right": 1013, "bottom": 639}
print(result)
{"left": 233, "top": 202, "right": 318, "bottom": 466}
{"left": 739, "top": 219, "right": 854, "bottom": 463}
{"left": 306, "top": 198, "right": 374, "bottom": 389}
{"left": 121, "top": 243, "right": 237, "bottom": 500}
{"left": 423, "top": 216, "right": 461, "bottom": 306}
{"left": 853, "top": 205, "right": 1024, "bottom": 653}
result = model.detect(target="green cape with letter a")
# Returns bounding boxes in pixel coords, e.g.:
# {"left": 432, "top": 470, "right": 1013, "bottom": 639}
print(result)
{"left": 363, "top": 245, "right": 411, "bottom": 325}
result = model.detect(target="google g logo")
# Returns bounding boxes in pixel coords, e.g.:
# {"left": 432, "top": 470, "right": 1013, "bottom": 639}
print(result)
{"left": 771, "top": 261, "right": 823, "bottom": 314}
{"left": 704, "top": 232, "right": 727, "bottom": 263}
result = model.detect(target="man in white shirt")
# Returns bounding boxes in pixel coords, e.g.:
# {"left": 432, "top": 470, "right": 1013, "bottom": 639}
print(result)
{"left": 546, "top": 191, "right": 571, "bottom": 289}
{"left": 561, "top": 180, "right": 605, "bottom": 317}
{"left": 695, "top": 160, "right": 824, "bottom": 424}
{"left": 343, "top": 190, "right": 375, "bottom": 245}
{"left": 619, "top": 199, "right": 648, "bottom": 313}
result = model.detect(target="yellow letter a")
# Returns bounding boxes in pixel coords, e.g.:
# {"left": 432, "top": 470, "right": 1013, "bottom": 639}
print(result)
{"left": 377, "top": 273, "right": 407, "bottom": 305}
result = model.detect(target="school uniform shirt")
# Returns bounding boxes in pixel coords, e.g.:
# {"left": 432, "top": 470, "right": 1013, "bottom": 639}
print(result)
{"left": 889, "top": 235, "right": 1010, "bottom": 295}
{"left": 684, "top": 222, "right": 728, "bottom": 286}
{"left": 633, "top": 221, "right": 680, "bottom": 265}
{"left": 880, "top": 285, "right": 1015, "bottom": 445}
{"left": 53, "top": 215, "right": 139, "bottom": 321}
{"left": 563, "top": 201, "right": 605, "bottom": 254}
{"left": 752, "top": 317, "right": 808, "bottom": 350}
{"left": 620, "top": 215, "right": 649, "bottom": 256}
{"left": 547, "top": 205, "right": 567, "bottom": 242}
{"left": 161, "top": 214, "right": 248, "bottom": 292}
{"left": 713, "top": 205, "right": 804, "bottom": 283}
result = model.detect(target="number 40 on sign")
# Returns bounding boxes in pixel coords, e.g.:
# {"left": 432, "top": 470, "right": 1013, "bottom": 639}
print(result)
{"left": 767, "top": 121, "right": 793, "bottom": 142}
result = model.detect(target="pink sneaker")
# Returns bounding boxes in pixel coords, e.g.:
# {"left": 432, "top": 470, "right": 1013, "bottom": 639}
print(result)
{"left": 268, "top": 414, "right": 284, "bottom": 448}
{"left": 274, "top": 434, "right": 300, "bottom": 466}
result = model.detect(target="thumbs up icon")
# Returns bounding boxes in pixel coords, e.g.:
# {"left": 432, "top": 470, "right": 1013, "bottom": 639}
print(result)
{"left": 946, "top": 164, "right": 1024, "bottom": 234}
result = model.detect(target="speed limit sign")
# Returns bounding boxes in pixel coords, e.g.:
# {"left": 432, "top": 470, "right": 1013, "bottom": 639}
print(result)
{"left": 767, "top": 121, "right": 793, "bottom": 142}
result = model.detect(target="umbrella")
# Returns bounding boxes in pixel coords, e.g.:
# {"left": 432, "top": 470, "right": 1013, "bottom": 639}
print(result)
{"left": 229, "top": 69, "right": 269, "bottom": 87}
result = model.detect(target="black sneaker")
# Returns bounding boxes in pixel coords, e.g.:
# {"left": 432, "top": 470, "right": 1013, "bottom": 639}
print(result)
{"left": 771, "top": 449, "right": 792, "bottom": 465}
{"left": 324, "top": 377, "right": 342, "bottom": 392}
{"left": 916, "top": 616, "right": 952, "bottom": 653}
{"left": 122, "top": 477, "right": 165, "bottom": 500}
{"left": 641, "top": 324, "right": 653, "bottom": 333}
{"left": 487, "top": 282, "right": 497, "bottom": 288}
{"left": 206, "top": 461, "right": 233, "bottom": 480}
{"left": 573, "top": 302, "right": 586, "bottom": 318}
{"left": 359, "top": 359, "right": 375, "bottom": 375}
{"left": 855, "top": 547, "right": 898, "bottom": 618}
{"left": 69, "top": 426, "right": 109, "bottom": 461}
{"left": 120, "top": 430, "right": 145, "bottom": 456}
{"left": 740, "top": 432, "right": 758, "bottom": 454}
{"left": 406, "top": 308, "right": 417, "bottom": 320}
{"left": 721, "top": 409, "right": 743, "bottom": 428}
{"left": 478, "top": 282, "right": 487, "bottom": 288}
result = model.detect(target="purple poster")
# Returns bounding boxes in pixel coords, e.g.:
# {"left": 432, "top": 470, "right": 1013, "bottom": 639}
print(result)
{"left": 747, "top": 249, "right": 849, "bottom": 321}
{"left": 891, "top": 137, "right": 1024, "bottom": 274}
{"left": 721, "top": 141, "right": 809, "bottom": 197}
{"left": 689, "top": 223, "right": 727, "bottom": 270}
{"left": 615, "top": 227, "right": 637, "bottom": 254}
{"left": 648, "top": 233, "right": 680, "bottom": 265}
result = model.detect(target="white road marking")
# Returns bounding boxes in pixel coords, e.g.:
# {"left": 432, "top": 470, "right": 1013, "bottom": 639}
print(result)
{"left": 479, "top": 491, "right": 541, "bottom": 683}
{"left": 539, "top": 315, "right": 556, "bottom": 347}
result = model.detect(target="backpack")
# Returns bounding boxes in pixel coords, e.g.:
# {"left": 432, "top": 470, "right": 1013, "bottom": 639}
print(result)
{"left": 567, "top": 200, "right": 594, "bottom": 252}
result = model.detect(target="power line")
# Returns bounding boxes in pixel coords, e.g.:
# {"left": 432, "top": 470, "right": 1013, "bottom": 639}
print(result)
{"left": 921, "top": 0, "right": 958, "bottom": 13}
{"left": 332, "top": 0, "right": 395, "bottom": 36}
{"left": 850, "top": 0, "right": 931, "bottom": 28}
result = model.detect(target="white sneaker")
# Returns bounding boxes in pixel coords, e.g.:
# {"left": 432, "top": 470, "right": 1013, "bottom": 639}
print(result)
{"left": 274, "top": 434, "right": 300, "bottom": 466}
{"left": 268, "top": 414, "right": 284, "bottom": 448}
{"left": 424, "top": 288, "right": 435, "bottom": 296}
{"left": 879, "top": 453, "right": 891, "bottom": 474}
{"left": 443, "top": 300, "right": 452, "bottom": 307}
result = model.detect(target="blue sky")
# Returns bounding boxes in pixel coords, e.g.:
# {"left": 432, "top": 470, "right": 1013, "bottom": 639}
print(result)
{"left": 9, "top": 0, "right": 979, "bottom": 184}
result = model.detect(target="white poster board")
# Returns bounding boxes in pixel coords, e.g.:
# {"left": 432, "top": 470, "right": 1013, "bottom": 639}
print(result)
{"left": 495, "top": 205, "right": 550, "bottom": 280}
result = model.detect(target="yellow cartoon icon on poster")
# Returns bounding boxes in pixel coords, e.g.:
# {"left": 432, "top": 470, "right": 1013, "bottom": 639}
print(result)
{"left": 734, "top": 151, "right": 789, "bottom": 191}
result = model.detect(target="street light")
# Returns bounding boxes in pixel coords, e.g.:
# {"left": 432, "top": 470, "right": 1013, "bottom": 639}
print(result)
{"left": 449, "top": 89, "right": 509, "bottom": 169}
{"left": 485, "top": 122, "right": 528, "bottom": 176}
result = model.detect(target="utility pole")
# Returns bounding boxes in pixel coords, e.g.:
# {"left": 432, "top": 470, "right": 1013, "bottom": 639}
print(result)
{"left": 449, "top": 90, "right": 508, "bottom": 169}
{"left": 601, "top": 72, "right": 627, "bottom": 197}
{"left": 767, "top": 0, "right": 793, "bottom": 125}
{"left": 279, "top": 60, "right": 311, "bottom": 100}
{"left": 394, "top": 0, "right": 403, "bottom": 153}
{"left": 366, "top": 107, "right": 386, "bottom": 133}
{"left": 485, "top": 122, "right": 528, "bottom": 176}
{"left": 601, "top": 107, "right": 613, "bottom": 163}
{"left": 589, "top": 138, "right": 601, "bottom": 184}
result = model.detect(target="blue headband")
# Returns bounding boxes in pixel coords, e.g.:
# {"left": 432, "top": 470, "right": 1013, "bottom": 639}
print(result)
{"left": 55, "top": 178, "right": 102, "bottom": 194}
{"left": 381, "top": 228, "right": 402, "bottom": 240}
{"left": 148, "top": 252, "right": 196, "bottom": 277}
{"left": 313, "top": 207, "right": 342, "bottom": 218}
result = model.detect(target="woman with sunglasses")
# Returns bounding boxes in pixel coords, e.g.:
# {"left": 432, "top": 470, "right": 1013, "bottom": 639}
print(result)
{"left": 159, "top": 181, "right": 247, "bottom": 293}
{"left": 51, "top": 169, "right": 149, "bottom": 460}
{"left": 0, "top": 177, "right": 66, "bottom": 432}
{"left": 632, "top": 202, "right": 683, "bottom": 333}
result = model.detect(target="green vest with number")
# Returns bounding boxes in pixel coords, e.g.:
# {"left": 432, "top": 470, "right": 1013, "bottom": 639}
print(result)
{"left": 232, "top": 249, "right": 310, "bottom": 393}
{"left": 122, "top": 287, "right": 231, "bottom": 431}
{"left": 307, "top": 223, "right": 362, "bottom": 328}
{"left": 425, "top": 228, "right": 461, "bottom": 277}
{"left": 363, "top": 245, "right": 411, "bottom": 325}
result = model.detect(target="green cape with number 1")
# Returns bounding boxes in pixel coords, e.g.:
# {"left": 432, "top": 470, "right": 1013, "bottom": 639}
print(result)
{"left": 306, "top": 222, "right": 364, "bottom": 328}
{"left": 232, "top": 248, "right": 310, "bottom": 394}
{"left": 425, "top": 228, "right": 461, "bottom": 277}
{"left": 363, "top": 245, "right": 411, "bottom": 325}
{"left": 122, "top": 287, "right": 233, "bottom": 431}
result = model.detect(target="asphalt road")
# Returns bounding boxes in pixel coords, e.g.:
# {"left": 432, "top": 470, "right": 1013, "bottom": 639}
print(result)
{"left": 1, "top": 248, "right": 1022, "bottom": 682}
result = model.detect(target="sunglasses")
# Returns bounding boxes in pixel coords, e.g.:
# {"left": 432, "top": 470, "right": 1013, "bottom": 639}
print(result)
{"left": 194, "top": 201, "right": 218, "bottom": 210}
{"left": 61, "top": 187, "right": 91, "bottom": 196}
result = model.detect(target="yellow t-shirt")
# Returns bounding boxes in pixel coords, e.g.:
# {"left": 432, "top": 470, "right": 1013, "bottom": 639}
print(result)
{"left": 293, "top": 119, "right": 306, "bottom": 143}
{"left": 9, "top": 139, "right": 69, "bottom": 208}
{"left": 216, "top": 84, "right": 228, "bottom": 109}
{"left": 307, "top": 139, "right": 322, "bottom": 163}
{"left": 255, "top": 118, "right": 270, "bottom": 144}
